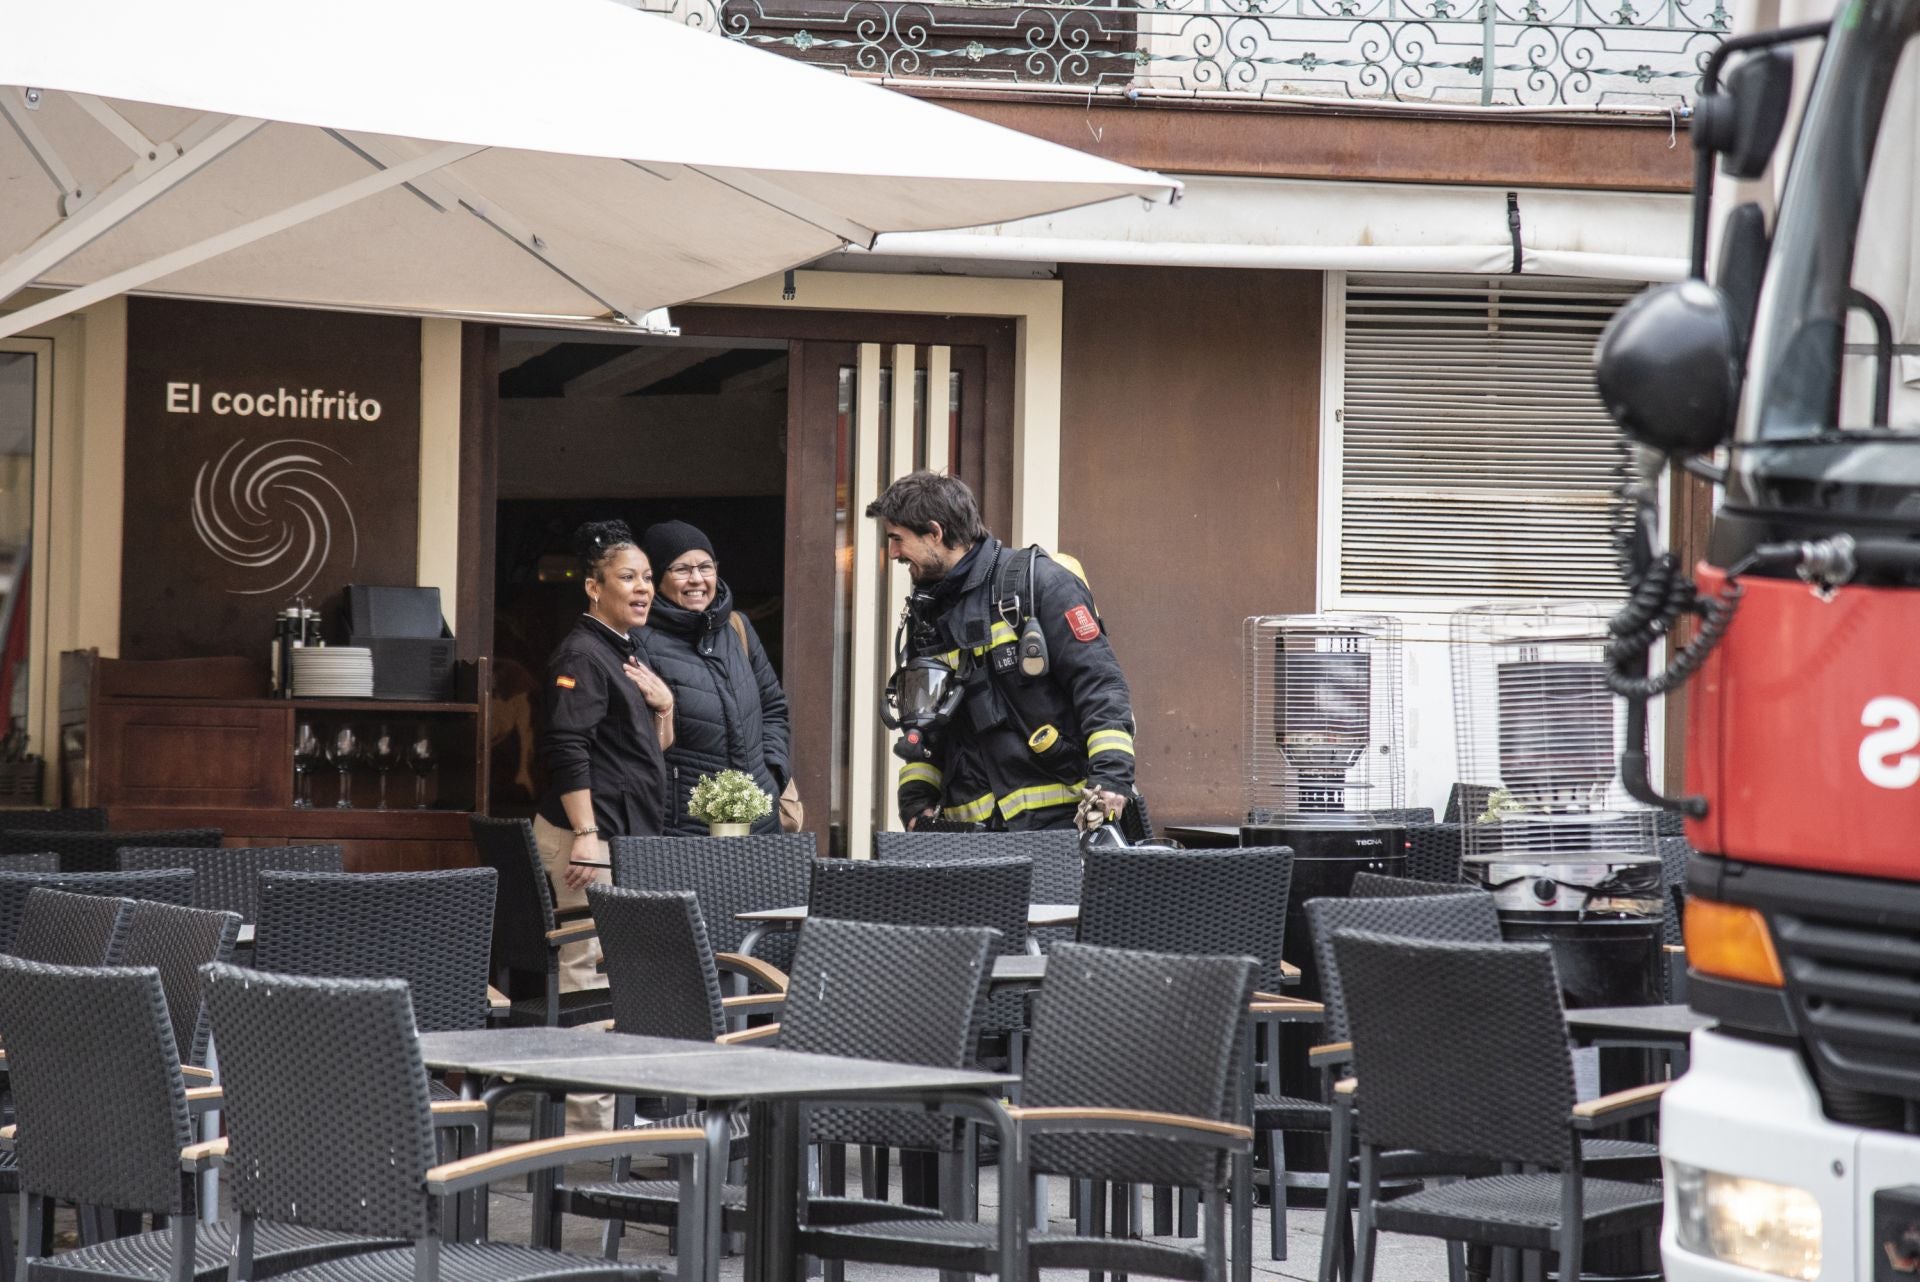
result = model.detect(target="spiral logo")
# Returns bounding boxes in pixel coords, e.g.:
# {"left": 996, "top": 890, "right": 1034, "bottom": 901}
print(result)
{"left": 189, "top": 438, "right": 359, "bottom": 597}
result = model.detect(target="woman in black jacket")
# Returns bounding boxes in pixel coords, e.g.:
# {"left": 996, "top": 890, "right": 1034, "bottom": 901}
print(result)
{"left": 639, "top": 521, "right": 791, "bottom": 835}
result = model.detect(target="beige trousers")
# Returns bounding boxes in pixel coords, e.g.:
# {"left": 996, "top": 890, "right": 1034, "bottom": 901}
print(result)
{"left": 532, "top": 813, "right": 612, "bottom": 1132}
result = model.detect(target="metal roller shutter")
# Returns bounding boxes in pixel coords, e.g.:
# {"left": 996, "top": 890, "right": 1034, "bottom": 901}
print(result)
{"left": 1334, "top": 273, "right": 1642, "bottom": 606}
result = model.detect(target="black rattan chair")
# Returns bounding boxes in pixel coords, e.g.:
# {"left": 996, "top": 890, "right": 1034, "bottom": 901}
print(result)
{"left": 609, "top": 833, "right": 815, "bottom": 972}
{"left": 808, "top": 856, "right": 1031, "bottom": 1046}
{"left": 802, "top": 941, "right": 1257, "bottom": 1282}
{"left": 1348, "top": 871, "right": 1484, "bottom": 900}
{"left": 565, "top": 917, "right": 997, "bottom": 1260}
{"left": 1078, "top": 846, "right": 1306, "bottom": 1258}
{"left": 1335, "top": 933, "right": 1665, "bottom": 1282}
{"left": 0, "top": 956, "right": 403, "bottom": 1282}
{"left": 12, "top": 887, "right": 134, "bottom": 966}
{"left": 0, "top": 808, "right": 106, "bottom": 833}
{"left": 203, "top": 963, "right": 707, "bottom": 1282}
{"left": 876, "top": 830, "right": 1081, "bottom": 952}
{"left": 586, "top": 885, "right": 786, "bottom": 1043}
{"left": 468, "top": 817, "right": 610, "bottom": 1029}
{"left": 0, "top": 829, "right": 221, "bottom": 875}
{"left": 251, "top": 870, "right": 496, "bottom": 1035}
{"left": 119, "top": 899, "right": 243, "bottom": 1070}
{"left": 117, "top": 845, "right": 342, "bottom": 921}
{"left": 0, "top": 855, "right": 56, "bottom": 875}
{"left": 1442, "top": 785, "right": 1495, "bottom": 825}
{"left": 1401, "top": 825, "right": 1465, "bottom": 886}
{"left": 0, "top": 870, "right": 195, "bottom": 955}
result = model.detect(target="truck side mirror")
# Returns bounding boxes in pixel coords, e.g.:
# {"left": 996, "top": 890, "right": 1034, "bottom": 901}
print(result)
{"left": 1594, "top": 281, "right": 1742, "bottom": 457}
{"left": 1691, "top": 48, "right": 1794, "bottom": 179}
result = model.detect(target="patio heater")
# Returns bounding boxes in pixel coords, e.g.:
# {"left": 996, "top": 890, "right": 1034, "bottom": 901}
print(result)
{"left": 1241, "top": 614, "right": 1409, "bottom": 1195}
{"left": 1450, "top": 601, "right": 1663, "bottom": 1007}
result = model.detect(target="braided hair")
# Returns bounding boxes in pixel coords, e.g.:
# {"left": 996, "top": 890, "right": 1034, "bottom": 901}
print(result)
{"left": 571, "top": 519, "right": 637, "bottom": 583}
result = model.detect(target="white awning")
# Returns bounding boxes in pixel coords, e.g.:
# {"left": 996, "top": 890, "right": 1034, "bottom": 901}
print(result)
{"left": 0, "top": 0, "right": 1176, "bottom": 338}
{"left": 848, "top": 175, "right": 1689, "bottom": 281}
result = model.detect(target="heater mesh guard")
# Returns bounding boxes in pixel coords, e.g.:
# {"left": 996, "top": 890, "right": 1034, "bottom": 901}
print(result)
{"left": 1243, "top": 613, "right": 1406, "bottom": 824}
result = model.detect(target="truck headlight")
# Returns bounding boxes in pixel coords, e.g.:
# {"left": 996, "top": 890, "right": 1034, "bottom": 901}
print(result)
{"left": 1671, "top": 1161, "right": 1821, "bottom": 1280}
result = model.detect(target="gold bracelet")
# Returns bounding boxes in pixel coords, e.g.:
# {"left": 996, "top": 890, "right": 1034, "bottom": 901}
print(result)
{"left": 572, "top": 827, "right": 600, "bottom": 837}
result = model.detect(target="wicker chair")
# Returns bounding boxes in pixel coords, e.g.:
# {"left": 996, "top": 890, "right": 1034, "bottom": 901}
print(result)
{"left": 468, "top": 817, "right": 610, "bottom": 1029}
{"left": 1335, "top": 933, "right": 1665, "bottom": 1282}
{"left": 565, "top": 916, "right": 995, "bottom": 1260}
{"left": 12, "top": 887, "right": 134, "bottom": 966}
{"left": 0, "top": 957, "right": 408, "bottom": 1282}
{"left": 0, "top": 855, "right": 55, "bottom": 875}
{"left": 802, "top": 941, "right": 1257, "bottom": 1282}
{"left": 1401, "top": 824, "right": 1466, "bottom": 886}
{"left": 119, "top": 899, "right": 243, "bottom": 1070}
{"left": 876, "top": 830, "right": 1081, "bottom": 952}
{"left": 1442, "top": 785, "right": 1495, "bottom": 825}
{"left": 0, "top": 808, "right": 106, "bottom": 833}
{"left": 203, "top": 963, "right": 707, "bottom": 1282}
{"left": 1078, "top": 846, "right": 1305, "bottom": 1259}
{"left": 0, "top": 829, "right": 222, "bottom": 875}
{"left": 585, "top": 885, "right": 786, "bottom": 1043}
{"left": 1305, "top": 891, "right": 1659, "bottom": 1282}
{"left": 0, "top": 870, "right": 195, "bottom": 955}
{"left": 808, "top": 856, "right": 1031, "bottom": 1046}
{"left": 1368, "top": 808, "right": 1435, "bottom": 826}
{"left": 118, "top": 845, "right": 342, "bottom": 920}
{"left": 1348, "top": 871, "right": 1484, "bottom": 900}
{"left": 609, "top": 832, "right": 815, "bottom": 972}
{"left": 251, "top": 870, "right": 495, "bottom": 1035}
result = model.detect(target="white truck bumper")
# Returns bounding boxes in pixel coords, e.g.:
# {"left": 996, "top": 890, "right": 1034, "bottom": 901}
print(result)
{"left": 1663, "top": 1025, "right": 1920, "bottom": 1282}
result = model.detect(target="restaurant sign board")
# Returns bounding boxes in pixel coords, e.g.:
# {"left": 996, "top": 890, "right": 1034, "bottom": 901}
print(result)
{"left": 123, "top": 299, "right": 421, "bottom": 666}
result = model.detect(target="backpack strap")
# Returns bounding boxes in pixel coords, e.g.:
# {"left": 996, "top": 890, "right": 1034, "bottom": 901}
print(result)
{"left": 726, "top": 611, "right": 751, "bottom": 661}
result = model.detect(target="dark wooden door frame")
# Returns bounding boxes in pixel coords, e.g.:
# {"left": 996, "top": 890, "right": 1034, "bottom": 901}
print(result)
{"left": 459, "top": 308, "right": 1019, "bottom": 844}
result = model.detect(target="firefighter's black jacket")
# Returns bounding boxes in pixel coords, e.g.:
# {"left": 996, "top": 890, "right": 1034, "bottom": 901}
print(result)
{"left": 896, "top": 537, "right": 1136, "bottom": 830}
{"left": 537, "top": 614, "right": 667, "bottom": 839}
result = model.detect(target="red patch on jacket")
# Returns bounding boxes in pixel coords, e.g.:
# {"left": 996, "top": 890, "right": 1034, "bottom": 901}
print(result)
{"left": 554, "top": 675, "right": 577, "bottom": 689}
{"left": 1065, "top": 605, "right": 1099, "bottom": 642}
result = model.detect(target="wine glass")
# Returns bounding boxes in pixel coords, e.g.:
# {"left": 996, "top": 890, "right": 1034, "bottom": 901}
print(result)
{"left": 366, "top": 723, "right": 401, "bottom": 810}
{"left": 405, "top": 729, "right": 437, "bottom": 809}
{"left": 291, "top": 721, "right": 323, "bottom": 809}
{"left": 328, "top": 725, "right": 359, "bottom": 810}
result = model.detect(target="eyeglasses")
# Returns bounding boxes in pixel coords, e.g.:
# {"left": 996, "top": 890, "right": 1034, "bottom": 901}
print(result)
{"left": 666, "top": 560, "right": 718, "bottom": 580}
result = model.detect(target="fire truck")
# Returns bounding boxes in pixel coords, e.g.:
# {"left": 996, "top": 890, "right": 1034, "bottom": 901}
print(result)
{"left": 1593, "top": 2, "right": 1920, "bottom": 1277}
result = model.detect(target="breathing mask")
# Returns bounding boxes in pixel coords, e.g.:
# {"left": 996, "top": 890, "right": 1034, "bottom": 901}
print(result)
{"left": 882, "top": 634, "right": 967, "bottom": 763}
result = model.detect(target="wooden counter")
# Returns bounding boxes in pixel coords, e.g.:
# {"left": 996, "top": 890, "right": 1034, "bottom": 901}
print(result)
{"left": 60, "top": 651, "right": 489, "bottom": 872}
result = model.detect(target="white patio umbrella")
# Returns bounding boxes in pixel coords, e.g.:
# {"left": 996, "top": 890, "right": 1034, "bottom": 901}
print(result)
{"left": 0, "top": 0, "right": 1176, "bottom": 339}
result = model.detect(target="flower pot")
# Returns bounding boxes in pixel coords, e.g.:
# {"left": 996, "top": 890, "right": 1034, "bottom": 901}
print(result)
{"left": 707, "top": 822, "right": 752, "bottom": 838}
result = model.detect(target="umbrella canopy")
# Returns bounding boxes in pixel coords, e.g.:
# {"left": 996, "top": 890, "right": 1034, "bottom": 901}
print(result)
{"left": 0, "top": 0, "right": 1175, "bottom": 338}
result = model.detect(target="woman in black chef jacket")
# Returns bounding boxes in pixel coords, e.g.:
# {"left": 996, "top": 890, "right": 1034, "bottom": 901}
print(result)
{"left": 533, "top": 520, "right": 674, "bottom": 1129}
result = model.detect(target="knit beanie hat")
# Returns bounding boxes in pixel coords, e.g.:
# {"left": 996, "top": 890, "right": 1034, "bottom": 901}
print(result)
{"left": 642, "top": 520, "right": 715, "bottom": 575}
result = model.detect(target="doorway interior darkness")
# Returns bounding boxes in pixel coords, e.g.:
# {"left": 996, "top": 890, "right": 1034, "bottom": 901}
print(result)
{"left": 489, "top": 331, "right": 787, "bottom": 816}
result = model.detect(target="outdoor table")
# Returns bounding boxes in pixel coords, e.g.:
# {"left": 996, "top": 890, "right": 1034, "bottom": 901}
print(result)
{"left": 733, "top": 902, "right": 1080, "bottom": 959}
{"left": 417, "top": 1026, "right": 1017, "bottom": 1282}
{"left": 1566, "top": 1002, "right": 1711, "bottom": 1078}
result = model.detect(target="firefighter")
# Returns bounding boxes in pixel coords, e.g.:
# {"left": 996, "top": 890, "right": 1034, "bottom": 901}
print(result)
{"left": 866, "top": 471, "right": 1137, "bottom": 832}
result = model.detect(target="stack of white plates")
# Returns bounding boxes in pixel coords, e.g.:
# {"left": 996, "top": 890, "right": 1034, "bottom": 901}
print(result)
{"left": 290, "top": 646, "right": 374, "bottom": 699}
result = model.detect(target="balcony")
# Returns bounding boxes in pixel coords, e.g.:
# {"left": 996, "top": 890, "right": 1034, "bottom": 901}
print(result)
{"left": 645, "top": 0, "right": 1726, "bottom": 108}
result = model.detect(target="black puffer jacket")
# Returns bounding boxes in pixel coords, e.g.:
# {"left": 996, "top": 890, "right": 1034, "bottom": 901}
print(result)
{"left": 639, "top": 580, "right": 792, "bottom": 836}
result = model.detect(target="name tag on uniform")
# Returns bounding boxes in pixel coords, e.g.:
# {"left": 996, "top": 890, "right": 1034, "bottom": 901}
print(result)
{"left": 992, "top": 645, "right": 1018, "bottom": 673}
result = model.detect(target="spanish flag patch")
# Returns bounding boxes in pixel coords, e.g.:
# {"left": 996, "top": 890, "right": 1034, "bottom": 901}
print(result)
{"left": 555, "top": 675, "right": 576, "bottom": 689}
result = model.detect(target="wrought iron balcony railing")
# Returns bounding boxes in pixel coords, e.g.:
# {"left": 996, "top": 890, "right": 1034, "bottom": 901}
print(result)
{"left": 643, "top": 0, "right": 1724, "bottom": 108}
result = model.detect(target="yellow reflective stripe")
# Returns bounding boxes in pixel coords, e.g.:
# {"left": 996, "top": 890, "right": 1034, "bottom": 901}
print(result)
{"left": 998, "top": 780, "right": 1086, "bottom": 821}
{"left": 900, "top": 762, "right": 943, "bottom": 788}
{"left": 942, "top": 792, "right": 995, "bottom": 824}
{"left": 1088, "top": 729, "right": 1135, "bottom": 757}
{"left": 940, "top": 649, "right": 962, "bottom": 668}
{"left": 967, "top": 622, "right": 1020, "bottom": 658}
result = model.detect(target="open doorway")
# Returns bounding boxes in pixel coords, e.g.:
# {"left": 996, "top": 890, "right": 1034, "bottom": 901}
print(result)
{"left": 487, "top": 331, "right": 788, "bottom": 815}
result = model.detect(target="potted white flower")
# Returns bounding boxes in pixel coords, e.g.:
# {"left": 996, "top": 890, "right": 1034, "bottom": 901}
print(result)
{"left": 687, "top": 769, "right": 773, "bottom": 837}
